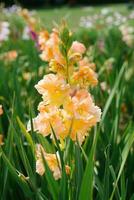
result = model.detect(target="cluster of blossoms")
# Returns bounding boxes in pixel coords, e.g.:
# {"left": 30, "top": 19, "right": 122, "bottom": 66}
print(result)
{"left": 28, "top": 25, "right": 101, "bottom": 179}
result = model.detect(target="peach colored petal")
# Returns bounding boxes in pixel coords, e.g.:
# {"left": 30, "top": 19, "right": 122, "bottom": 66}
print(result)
{"left": 71, "top": 41, "right": 86, "bottom": 54}
{"left": 0, "top": 105, "right": 3, "bottom": 116}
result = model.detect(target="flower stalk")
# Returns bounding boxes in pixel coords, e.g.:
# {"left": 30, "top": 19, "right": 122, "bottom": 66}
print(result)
{"left": 28, "top": 24, "right": 101, "bottom": 179}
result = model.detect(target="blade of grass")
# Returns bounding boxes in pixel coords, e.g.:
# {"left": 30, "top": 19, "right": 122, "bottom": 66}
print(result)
{"left": 1, "top": 148, "right": 32, "bottom": 198}
{"left": 110, "top": 129, "right": 134, "bottom": 200}
{"left": 79, "top": 126, "right": 98, "bottom": 200}
{"left": 75, "top": 142, "right": 84, "bottom": 200}
{"left": 16, "top": 116, "right": 35, "bottom": 155}
{"left": 101, "top": 62, "right": 127, "bottom": 124}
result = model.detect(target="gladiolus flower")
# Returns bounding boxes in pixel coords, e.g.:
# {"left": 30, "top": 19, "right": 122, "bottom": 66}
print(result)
{"left": 38, "top": 30, "right": 49, "bottom": 50}
{"left": 71, "top": 41, "right": 86, "bottom": 54}
{"left": 39, "top": 28, "right": 65, "bottom": 65}
{"left": 35, "top": 74, "right": 70, "bottom": 107}
{"left": 1, "top": 50, "right": 18, "bottom": 62}
{"left": 36, "top": 144, "right": 70, "bottom": 179}
{"left": 79, "top": 57, "right": 96, "bottom": 70}
{"left": 73, "top": 65, "right": 98, "bottom": 88}
{"left": 7, "top": 50, "right": 18, "bottom": 61}
{"left": 19, "top": 8, "right": 36, "bottom": 31}
{"left": 27, "top": 105, "right": 68, "bottom": 139}
{"left": 28, "top": 25, "right": 101, "bottom": 145}
{"left": 64, "top": 89, "right": 101, "bottom": 144}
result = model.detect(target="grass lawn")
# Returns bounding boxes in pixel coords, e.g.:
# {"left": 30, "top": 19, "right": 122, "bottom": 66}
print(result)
{"left": 37, "top": 4, "right": 131, "bottom": 29}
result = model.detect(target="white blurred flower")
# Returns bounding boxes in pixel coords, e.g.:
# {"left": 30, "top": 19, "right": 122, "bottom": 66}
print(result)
{"left": 101, "top": 8, "right": 110, "bottom": 15}
{"left": 0, "top": 22, "right": 10, "bottom": 42}
{"left": 129, "top": 11, "right": 134, "bottom": 19}
{"left": 119, "top": 25, "right": 134, "bottom": 47}
{"left": 106, "top": 16, "right": 114, "bottom": 24}
{"left": 3, "top": 5, "right": 21, "bottom": 16}
{"left": 100, "top": 82, "right": 107, "bottom": 91}
{"left": 79, "top": 16, "right": 93, "bottom": 28}
{"left": 79, "top": 9, "right": 134, "bottom": 30}
{"left": 22, "top": 26, "right": 31, "bottom": 40}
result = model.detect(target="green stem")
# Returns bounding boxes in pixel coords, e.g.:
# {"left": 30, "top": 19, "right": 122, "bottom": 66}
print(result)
{"left": 66, "top": 55, "right": 69, "bottom": 84}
